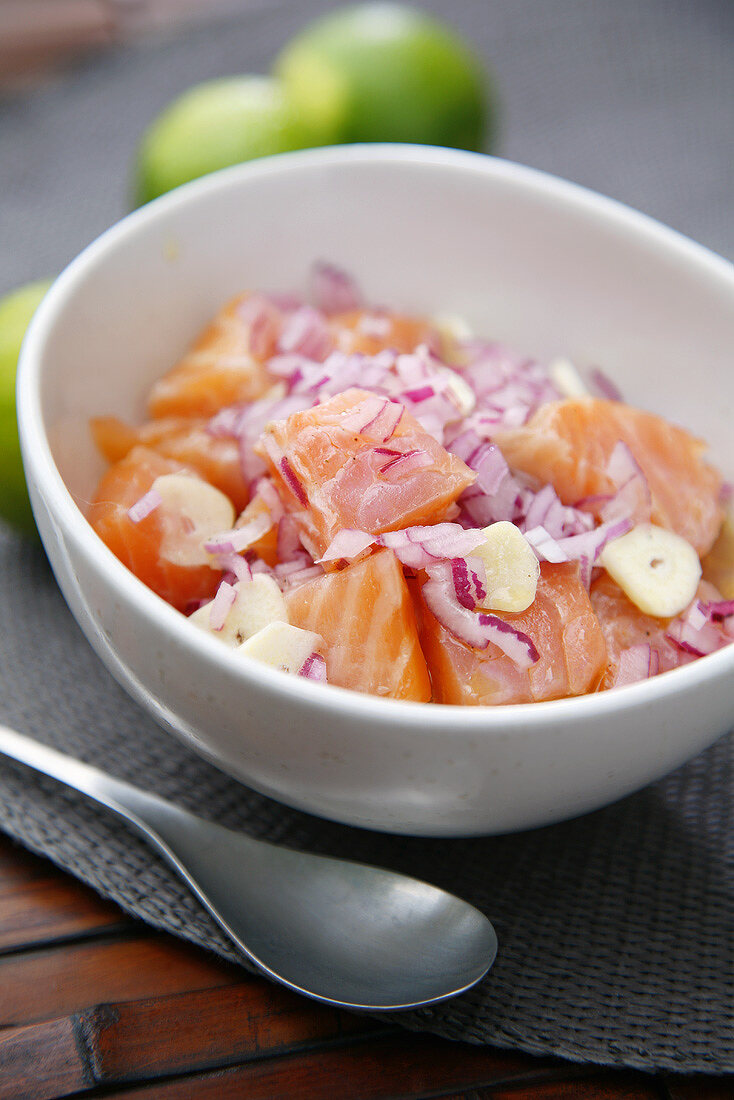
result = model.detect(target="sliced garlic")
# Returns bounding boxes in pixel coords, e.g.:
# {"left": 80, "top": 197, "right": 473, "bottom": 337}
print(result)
{"left": 549, "top": 357, "right": 588, "bottom": 399}
{"left": 600, "top": 524, "right": 701, "bottom": 618}
{"left": 432, "top": 312, "right": 474, "bottom": 343}
{"left": 190, "top": 575, "right": 288, "bottom": 646}
{"left": 239, "top": 621, "right": 323, "bottom": 674}
{"left": 473, "top": 521, "right": 540, "bottom": 612}
{"left": 153, "top": 473, "right": 236, "bottom": 567}
{"left": 439, "top": 366, "right": 476, "bottom": 416}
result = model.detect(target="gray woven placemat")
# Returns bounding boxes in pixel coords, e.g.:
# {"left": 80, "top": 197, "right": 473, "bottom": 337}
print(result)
{"left": 1, "top": 526, "right": 732, "bottom": 1073}
{"left": 2, "top": 0, "right": 733, "bottom": 1075}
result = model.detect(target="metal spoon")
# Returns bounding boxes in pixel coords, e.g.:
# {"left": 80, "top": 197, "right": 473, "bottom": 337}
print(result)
{"left": 0, "top": 724, "right": 497, "bottom": 1010}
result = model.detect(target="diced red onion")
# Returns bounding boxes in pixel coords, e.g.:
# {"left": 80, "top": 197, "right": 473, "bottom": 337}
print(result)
{"left": 207, "top": 405, "right": 248, "bottom": 438}
{"left": 477, "top": 613, "right": 540, "bottom": 670}
{"left": 705, "top": 599, "right": 734, "bottom": 621}
{"left": 247, "top": 555, "right": 274, "bottom": 576}
{"left": 379, "top": 524, "right": 485, "bottom": 569}
{"left": 450, "top": 557, "right": 487, "bottom": 608}
{"left": 364, "top": 398, "right": 404, "bottom": 442}
{"left": 423, "top": 573, "right": 539, "bottom": 669}
{"left": 422, "top": 575, "right": 494, "bottom": 649}
{"left": 252, "top": 476, "right": 285, "bottom": 521}
{"left": 403, "top": 385, "right": 436, "bottom": 403}
{"left": 208, "top": 581, "right": 236, "bottom": 631}
{"left": 299, "top": 651, "right": 328, "bottom": 681}
{"left": 319, "top": 529, "right": 375, "bottom": 564}
{"left": 555, "top": 517, "right": 632, "bottom": 565}
{"left": 204, "top": 513, "right": 272, "bottom": 554}
{"left": 276, "top": 514, "right": 304, "bottom": 562}
{"left": 589, "top": 367, "right": 623, "bottom": 402}
{"left": 279, "top": 457, "right": 308, "bottom": 506}
{"left": 667, "top": 599, "right": 728, "bottom": 657}
{"left": 238, "top": 295, "right": 280, "bottom": 358}
{"left": 217, "top": 553, "right": 253, "bottom": 583}
{"left": 667, "top": 618, "right": 724, "bottom": 657}
{"left": 600, "top": 442, "right": 651, "bottom": 525}
{"left": 379, "top": 449, "right": 432, "bottom": 479}
{"left": 523, "top": 526, "right": 569, "bottom": 564}
{"left": 281, "top": 564, "right": 324, "bottom": 587}
{"left": 686, "top": 601, "right": 709, "bottom": 632}
{"left": 277, "top": 306, "right": 332, "bottom": 360}
{"left": 461, "top": 439, "right": 509, "bottom": 497}
{"left": 267, "top": 353, "right": 312, "bottom": 381}
{"left": 127, "top": 488, "right": 162, "bottom": 523}
{"left": 310, "top": 262, "right": 361, "bottom": 315}
{"left": 424, "top": 558, "right": 485, "bottom": 611}
{"left": 448, "top": 428, "right": 483, "bottom": 464}
{"left": 340, "top": 395, "right": 389, "bottom": 434}
{"left": 274, "top": 553, "right": 314, "bottom": 578}
{"left": 340, "top": 395, "right": 404, "bottom": 441}
{"left": 267, "top": 292, "right": 304, "bottom": 312}
{"left": 614, "top": 643, "right": 656, "bottom": 686}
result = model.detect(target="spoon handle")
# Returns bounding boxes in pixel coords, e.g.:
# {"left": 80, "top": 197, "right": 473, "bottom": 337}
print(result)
{"left": 0, "top": 723, "right": 193, "bottom": 841}
{"left": 0, "top": 723, "right": 284, "bottom": 972}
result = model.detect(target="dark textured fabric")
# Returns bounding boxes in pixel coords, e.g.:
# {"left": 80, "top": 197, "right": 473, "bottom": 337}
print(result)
{"left": 1, "top": 0, "right": 732, "bottom": 1074}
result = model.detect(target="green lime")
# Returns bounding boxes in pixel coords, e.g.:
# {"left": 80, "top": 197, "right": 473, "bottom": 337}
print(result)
{"left": 275, "top": 3, "right": 494, "bottom": 151}
{"left": 133, "top": 76, "right": 320, "bottom": 206}
{"left": 0, "top": 279, "right": 52, "bottom": 535}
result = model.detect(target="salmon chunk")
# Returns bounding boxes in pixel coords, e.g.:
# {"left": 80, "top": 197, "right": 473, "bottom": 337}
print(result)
{"left": 418, "top": 562, "right": 607, "bottom": 705}
{"left": 285, "top": 549, "right": 431, "bottom": 700}
{"left": 257, "top": 387, "right": 475, "bottom": 557}
{"left": 494, "top": 398, "right": 722, "bottom": 556}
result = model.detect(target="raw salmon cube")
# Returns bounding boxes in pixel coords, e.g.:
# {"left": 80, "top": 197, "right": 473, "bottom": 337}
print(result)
{"left": 329, "top": 309, "right": 440, "bottom": 357}
{"left": 494, "top": 398, "right": 722, "bottom": 556}
{"left": 88, "top": 446, "right": 224, "bottom": 611}
{"left": 91, "top": 415, "right": 249, "bottom": 511}
{"left": 588, "top": 572, "right": 708, "bottom": 689}
{"left": 284, "top": 549, "right": 431, "bottom": 701}
{"left": 418, "top": 562, "right": 607, "bottom": 705}
{"left": 257, "top": 388, "right": 475, "bottom": 558}
{"left": 147, "top": 293, "right": 275, "bottom": 419}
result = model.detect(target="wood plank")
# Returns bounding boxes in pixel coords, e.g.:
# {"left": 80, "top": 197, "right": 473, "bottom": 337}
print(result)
{"left": 0, "top": 835, "right": 128, "bottom": 951}
{"left": 485, "top": 1072, "right": 661, "bottom": 1098}
{"left": 0, "top": 984, "right": 382, "bottom": 1096}
{"left": 0, "top": 933, "right": 241, "bottom": 1027}
{"left": 0, "top": 874, "right": 128, "bottom": 953}
{"left": 663, "top": 1076, "right": 734, "bottom": 1100}
{"left": 99, "top": 1033, "right": 570, "bottom": 1099}
{"left": 0, "top": 1016, "right": 92, "bottom": 1100}
{"left": 74, "top": 980, "right": 382, "bottom": 1084}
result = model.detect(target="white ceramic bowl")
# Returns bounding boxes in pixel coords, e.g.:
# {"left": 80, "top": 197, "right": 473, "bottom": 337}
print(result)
{"left": 18, "top": 145, "right": 734, "bottom": 836}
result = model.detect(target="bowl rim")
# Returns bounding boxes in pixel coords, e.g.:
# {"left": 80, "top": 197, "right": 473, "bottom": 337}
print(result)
{"left": 17, "top": 142, "right": 734, "bottom": 732}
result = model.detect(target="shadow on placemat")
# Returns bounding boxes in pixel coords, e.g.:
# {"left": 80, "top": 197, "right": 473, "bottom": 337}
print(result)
{"left": 0, "top": 530, "right": 731, "bottom": 1072}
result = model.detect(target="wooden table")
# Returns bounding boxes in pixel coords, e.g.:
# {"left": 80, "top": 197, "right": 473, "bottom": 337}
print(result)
{"left": 0, "top": 835, "right": 730, "bottom": 1100}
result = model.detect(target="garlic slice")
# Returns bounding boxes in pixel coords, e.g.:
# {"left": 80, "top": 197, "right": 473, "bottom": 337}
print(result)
{"left": 153, "top": 473, "right": 236, "bottom": 567}
{"left": 600, "top": 524, "right": 701, "bottom": 618}
{"left": 473, "top": 521, "right": 540, "bottom": 613}
{"left": 239, "top": 621, "right": 323, "bottom": 674}
{"left": 190, "top": 575, "right": 288, "bottom": 646}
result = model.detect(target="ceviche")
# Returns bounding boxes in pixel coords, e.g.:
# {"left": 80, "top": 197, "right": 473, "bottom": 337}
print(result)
{"left": 88, "top": 263, "right": 734, "bottom": 704}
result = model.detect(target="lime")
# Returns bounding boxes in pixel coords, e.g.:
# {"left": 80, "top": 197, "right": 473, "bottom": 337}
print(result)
{"left": 275, "top": 3, "right": 494, "bottom": 151}
{"left": 133, "top": 76, "right": 320, "bottom": 206}
{"left": 0, "top": 279, "right": 52, "bottom": 535}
